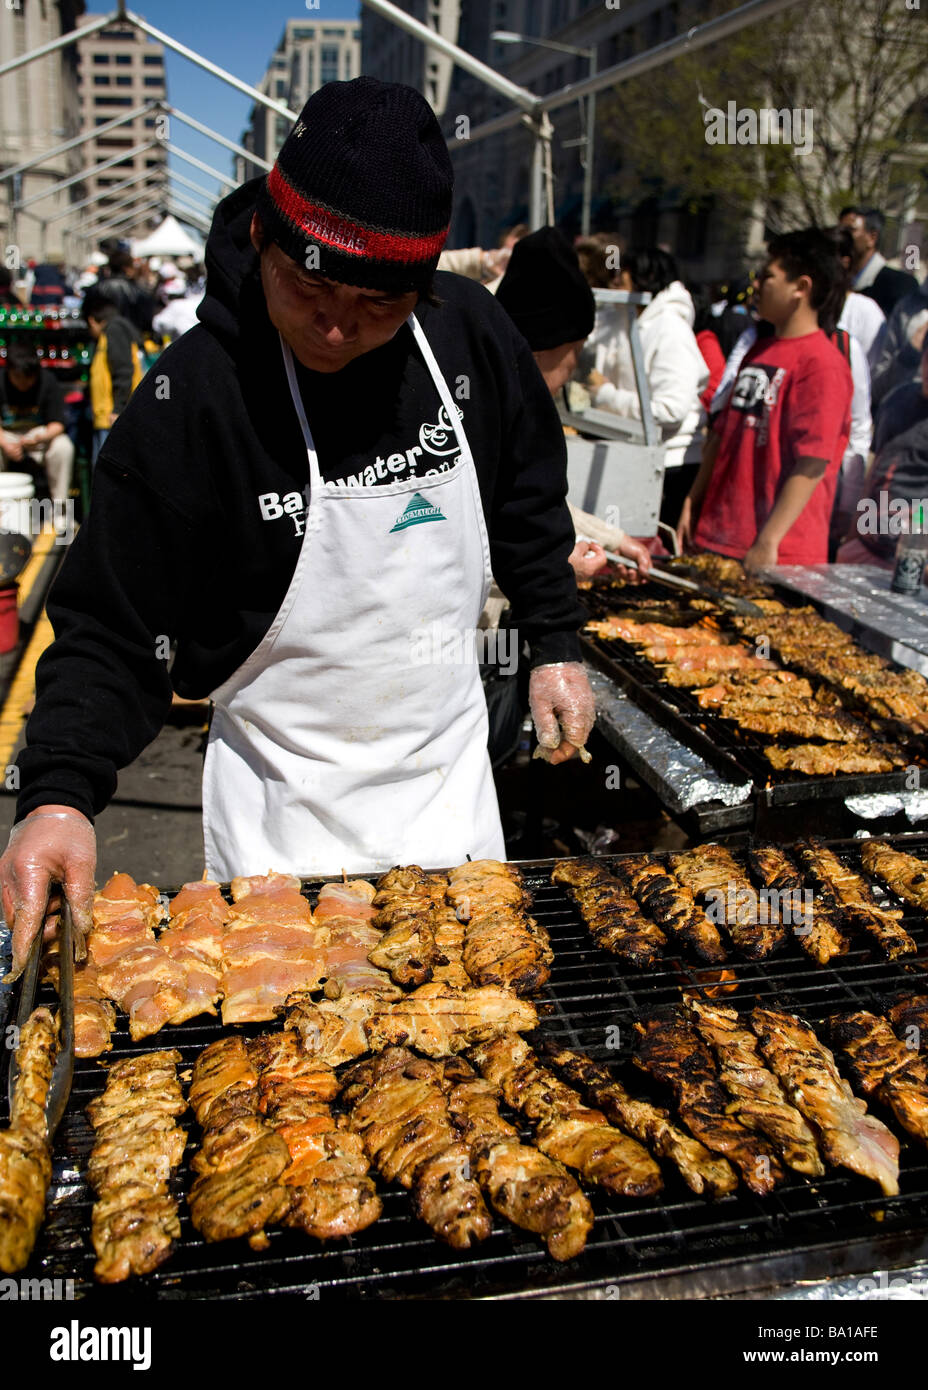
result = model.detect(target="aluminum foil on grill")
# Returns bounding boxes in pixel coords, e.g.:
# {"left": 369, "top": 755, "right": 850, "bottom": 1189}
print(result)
{"left": 587, "top": 666, "right": 752, "bottom": 811}
{"left": 768, "top": 564, "right": 928, "bottom": 676}
{"left": 844, "top": 790, "right": 928, "bottom": 823}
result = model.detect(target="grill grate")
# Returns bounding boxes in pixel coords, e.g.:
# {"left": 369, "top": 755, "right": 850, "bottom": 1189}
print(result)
{"left": 6, "top": 837, "right": 928, "bottom": 1301}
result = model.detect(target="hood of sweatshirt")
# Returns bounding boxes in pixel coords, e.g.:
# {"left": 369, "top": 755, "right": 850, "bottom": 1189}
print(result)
{"left": 197, "top": 176, "right": 266, "bottom": 347}
{"left": 639, "top": 280, "right": 695, "bottom": 329}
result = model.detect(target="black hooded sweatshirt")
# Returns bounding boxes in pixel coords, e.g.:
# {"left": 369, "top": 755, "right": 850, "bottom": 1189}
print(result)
{"left": 16, "top": 177, "right": 584, "bottom": 823}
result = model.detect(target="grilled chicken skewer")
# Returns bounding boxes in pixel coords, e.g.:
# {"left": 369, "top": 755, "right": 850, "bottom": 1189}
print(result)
{"left": 670, "top": 844, "right": 786, "bottom": 959}
{"left": 472, "top": 1034, "right": 663, "bottom": 1198}
{"left": 537, "top": 1043, "right": 737, "bottom": 1197}
{"left": 750, "top": 1008, "right": 900, "bottom": 1196}
{"left": 552, "top": 858, "right": 667, "bottom": 970}
{"left": 285, "top": 982, "right": 537, "bottom": 1065}
{"left": 860, "top": 841, "right": 928, "bottom": 915}
{"left": 222, "top": 873, "right": 327, "bottom": 1025}
{"left": 796, "top": 840, "right": 917, "bottom": 960}
{"left": 0, "top": 1008, "right": 57, "bottom": 1273}
{"left": 86, "top": 1049, "right": 186, "bottom": 1282}
{"left": 188, "top": 1036, "right": 292, "bottom": 1248}
{"left": 248, "top": 1030, "right": 381, "bottom": 1240}
{"left": 368, "top": 865, "right": 447, "bottom": 988}
{"left": 634, "top": 1015, "right": 784, "bottom": 1194}
{"left": 620, "top": 856, "right": 727, "bottom": 963}
{"left": 343, "top": 1047, "right": 492, "bottom": 1249}
{"left": 313, "top": 878, "right": 401, "bottom": 999}
{"left": 746, "top": 844, "right": 849, "bottom": 966}
{"left": 684, "top": 997, "right": 824, "bottom": 1176}
{"left": 446, "top": 860, "right": 553, "bottom": 995}
{"left": 829, "top": 1011, "right": 928, "bottom": 1149}
{"left": 442, "top": 1056, "right": 593, "bottom": 1261}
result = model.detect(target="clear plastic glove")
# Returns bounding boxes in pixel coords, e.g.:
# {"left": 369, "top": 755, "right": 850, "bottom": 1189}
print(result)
{"left": 528, "top": 661, "right": 596, "bottom": 766}
{"left": 0, "top": 806, "right": 95, "bottom": 979}
{"left": 569, "top": 539, "right": 608, "bottom": 579}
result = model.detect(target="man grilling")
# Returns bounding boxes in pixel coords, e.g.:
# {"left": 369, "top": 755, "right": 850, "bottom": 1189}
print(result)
{"left": 0, "top": 78, "right": 595, "bottom": 975}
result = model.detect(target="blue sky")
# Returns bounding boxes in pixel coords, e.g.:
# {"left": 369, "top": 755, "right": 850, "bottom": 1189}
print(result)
{"left": 99, "top": 1, "right": 361, "bottom": 230}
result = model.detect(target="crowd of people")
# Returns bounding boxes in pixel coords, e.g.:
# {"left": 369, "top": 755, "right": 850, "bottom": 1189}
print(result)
{"left": 452, "top": 207, "right": 927, "bottom": 576}
{"left": 0, "top": 244, "right": 206, "bottom": 494}
{"left": 2, "top": 196, "right": 926, "bottom": 582}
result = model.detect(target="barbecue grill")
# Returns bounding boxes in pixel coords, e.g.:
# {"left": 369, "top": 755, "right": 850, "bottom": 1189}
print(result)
{"left": 3, "top": 837, "right": 928, "bottom": 1302}
{"left": 580, "top": 577, "right": 926, "bottom": 817}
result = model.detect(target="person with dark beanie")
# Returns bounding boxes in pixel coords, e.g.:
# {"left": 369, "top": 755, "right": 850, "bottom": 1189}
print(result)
{"left": 496, "top": 225, "right": 653, "bottom": 578}
{"left": 0, "top": 77, "right": 596, "bottom": 969}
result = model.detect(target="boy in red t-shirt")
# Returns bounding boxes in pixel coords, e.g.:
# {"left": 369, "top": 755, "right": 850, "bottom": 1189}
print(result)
{"left": 678, "top": 229, "right": 852, "bottom": 571}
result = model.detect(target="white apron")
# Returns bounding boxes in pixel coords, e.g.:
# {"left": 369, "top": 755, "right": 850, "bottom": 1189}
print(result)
{"left": 202, "top": 313, "right": 506, "bottom": 880}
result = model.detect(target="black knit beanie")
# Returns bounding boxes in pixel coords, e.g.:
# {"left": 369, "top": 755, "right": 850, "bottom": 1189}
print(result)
{"left": 496, "top": 226, "right": 596, "bottom": 351}
{"left": 255, "top": 77, "right": 453, "bottom": 295}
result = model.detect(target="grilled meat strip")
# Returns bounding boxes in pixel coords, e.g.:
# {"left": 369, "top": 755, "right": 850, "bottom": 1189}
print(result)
{"left": 442, "top": 1056, "right": 593, "bottom": 1260}
{"left": 670, "top": 844, "right": 786, "bottom": 959}
{"left": 158, "top": 879, "right": 228, "bottom": 1025}
{"left": 634, "top": 1015, "right": 784, "bottom": 1194}
{"left": 727, "top": 708, "right": 865, "bottom": 741}
{"left": 552, "top": 858, "right": 667, "bottom": 969}
{"left": 285, "top": 988, "right": 391, "bottom": 1067}
{"left": 472, "top": 1035, "right": 662, "bottom": 1197}
{"left": 86, "top": 1049, "right": 186, "bottom": 1282}
{"left": 447, "top": 860, "right": 552, "bottom": 995}
{"left": 860, "top": 841, "right": 928, "bottom": 915}
{"left": 0, "top": 1008, "right": 56, "bottom": 1273}
{"left": 363, "top": 982, "right": 537, "bottom": 1056}
{"left": 796, "top": 840, "right": 917, "bottom": 960}
{"left": 285, "top": 981, "right": 537, "bottom": 1065}
{"left": 221, "top": 873, "right": 327, "bottom": 1025}
{"left": 431, "top": 902, "right": 471, "bottom": 988}
{"left": 368, "top": 865, "right": 447, "bottom": 988}
{"left": 91, "top": 873, "right": 188, "bottom": 1042}
{"left": 746, "top": 844, "right": 849, "bottom": 966}
{"left": 684, "top": 997, "right": 823, "bottom": 1175}
{"left": 343, "top": 1047, "right": 492, "bottom": 1248}
{"left": 887, "top": 994, "right": 928, "bottom": 1053}
{"left": 620, "top": 855, "right": 726, "bottom": 963}
{"left": 751, "top": 1008, "right": 900, "bottom": 1196}
{"left": 312, "top": 879, "right": 402, "bottom": 1000}
{"left": 43, "top": 940, "right": 116, "bottom": 1059}
{"left": 765, "top": 742, "right": 898, "bottom": 775}
{"left": 188, "top": 1037, "right": 291, "bottom": 1248}
{"left": 695, "top": 675, "right": 813, "bottom": 707}
{"left": 537, "top": 1043, "right": 737, "bottom": 1197}
{"left": 830, "top": 1011, "right": 928, "bottom": 1149}
{"left": 248, "top": 1030, "right": 382, "bottom": 1240}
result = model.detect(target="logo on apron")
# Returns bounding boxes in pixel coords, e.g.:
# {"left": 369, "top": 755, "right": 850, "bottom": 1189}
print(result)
{"left": 389, "top": 491, "right": 447, "bottom": 533}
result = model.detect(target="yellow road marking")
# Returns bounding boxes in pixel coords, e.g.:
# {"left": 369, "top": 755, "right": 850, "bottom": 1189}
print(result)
{"left": 16, "top": 525, "right": 59, "bottom": 611}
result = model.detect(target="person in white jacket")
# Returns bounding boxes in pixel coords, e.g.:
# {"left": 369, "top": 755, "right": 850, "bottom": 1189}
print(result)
{"left": 587, "top": 248, "right": 709, "bottom": 476}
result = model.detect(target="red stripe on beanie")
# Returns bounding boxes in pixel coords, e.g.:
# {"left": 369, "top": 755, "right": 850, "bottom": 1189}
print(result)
{"left": 267, "top": 163, "right": 448, "bottom": 265}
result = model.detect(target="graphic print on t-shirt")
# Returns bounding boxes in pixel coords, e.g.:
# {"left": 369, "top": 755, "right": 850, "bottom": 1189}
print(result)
{"left": 331, "top": 401, "right": 465, "bottom": 490}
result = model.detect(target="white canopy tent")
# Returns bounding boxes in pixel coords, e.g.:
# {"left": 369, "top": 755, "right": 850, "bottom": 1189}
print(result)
{"left": 132, "top": 214, "right": 204, "bottom": 260}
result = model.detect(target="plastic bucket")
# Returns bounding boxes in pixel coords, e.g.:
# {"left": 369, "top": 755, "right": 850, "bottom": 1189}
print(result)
{"left": 0, "top": 583, "right": 19, "bottom": 653}
{"left": 0, "top": 472, "right": 35, "bottom": 538}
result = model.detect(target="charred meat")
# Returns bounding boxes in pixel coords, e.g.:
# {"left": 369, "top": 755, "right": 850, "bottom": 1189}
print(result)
{"left": 552, "top": 858, "right": 667, "bottom": 969}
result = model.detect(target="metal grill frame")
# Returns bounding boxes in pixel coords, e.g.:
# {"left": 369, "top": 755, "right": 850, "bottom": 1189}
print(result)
{"left": 4, "top": 836, "right": 928, "bottom": 1302}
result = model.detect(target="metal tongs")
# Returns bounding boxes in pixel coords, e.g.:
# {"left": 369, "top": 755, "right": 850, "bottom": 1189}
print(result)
{"left": 603, "top": 550, "right": 765, "bottom": 618}
{"left": 7, "top": 885, "right": 75, "bottom": 1138}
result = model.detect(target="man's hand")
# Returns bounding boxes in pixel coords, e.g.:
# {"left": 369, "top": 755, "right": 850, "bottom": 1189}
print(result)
{"left": 0, "top": 432, "right": 23, "bottom": 463}
{"left": 616, "top": 533, "right": 652, "bottom": 580}
{"left": 568, "top": 539, "right": 608, "bottom": 579}
{"left": 744, "top": 536, "right": 779, "bottom": 573}
{"left": 109, "top": 412, "right": 119, "bottom": 427}
{"left": 529, "top": 662, "right": 596, "bottom": 766}
{"left": 19, "top": 428, "right": 43, "bottom": 450}
{"left": 0, "top": 805, "right": 96, "bottom": 979}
